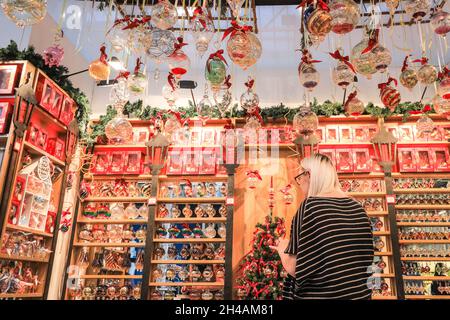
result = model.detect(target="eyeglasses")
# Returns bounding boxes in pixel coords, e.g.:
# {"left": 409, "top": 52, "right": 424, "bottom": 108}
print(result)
{"left": 294, "top": 170, "right": 310, "bottom": 185}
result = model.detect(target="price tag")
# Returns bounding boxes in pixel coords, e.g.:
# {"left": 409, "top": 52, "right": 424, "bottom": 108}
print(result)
{"left": 148, "top": 197, "right": 157, "bottom": 205}
{"left": 14, "top": 142, "right": 21, "bottom": 151}
{"left": 226, "top": 197, "right": 234, "bottom": 206}
{"left": 386, "top": 195, "right": 396, "bottom": 204}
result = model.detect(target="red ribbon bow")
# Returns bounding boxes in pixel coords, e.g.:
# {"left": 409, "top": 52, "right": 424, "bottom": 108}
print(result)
{"left": 378, "top": 77, "right": 398, "bottom": 90}
{"left": 114, "top": 71, "right": 130, "bottom": 80}
{"left": 401, "top": 55, "right": 411, "bottom": 72}
{"left": 193, "top": 7, "right": 207, "bottom": 28}
{"left": 207, "top": 49, "right": 228, "bottom": 73}
{"left": 222, "top": 20, "right": 253, "bottom": 41}
{"left": 279, "top": 184, "right": 292, "bottom": 195}
{"left": 329, "top": 50, "right": 356, "bottom": 73}
{"left": 174, "top": 36, "right": 188, "bottom": 52}
{"left": 108, "top": 17, "right": 131, "bottom": 33}
{"left": 245, "top": 79, "right": 255, "bottom": 90}
{"left": 167, "top": 72, "right": 177, "bottom": 91}
{"left": 122, "top": 16, "right": 151, "bottom": 30}
{"left": 408, "top": 104, "right": 432, "bottom": 115}
{"left": 247, "top": 106, "right": 264, "bottom": 124}
{"left": 99, "top": 45, "right": 108, "bottom": 65}
{"left": 134, "top": 58, "right": 142, "bottom": 75}
{"left": 223, "top": 119, "right": 235, "bottom": 130}
{"left": 344, "top": 90, "right": 358, "bottom": 107}
{"left": 167, "top": 109, "right": 185, "bottom": 125}
{"left": 299, "top": 49, "right": 321, "bottom": 69}
{"left": 438, "top": 66, "right": 450, "bottom": 81}
{"left": 412, "top": 57, "right": 429, "bottom": 65}
{"left": 362, "top": 29, "right": 380, "bottom": 54}
{"left": 246, "top": 170, "right": 262, "bottom": 180}
{"left": 224, "top": 75, "right": 232, "bottom": 89}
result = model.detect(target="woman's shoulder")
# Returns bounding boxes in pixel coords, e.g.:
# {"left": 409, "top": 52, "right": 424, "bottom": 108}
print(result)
{"left": 301, "top": 196, "right": 363, "bottom": 211}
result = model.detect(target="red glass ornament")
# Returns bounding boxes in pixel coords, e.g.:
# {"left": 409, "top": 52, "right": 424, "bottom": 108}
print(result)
{"left": 378, "top": 77, "right": 401, "bottom": 111}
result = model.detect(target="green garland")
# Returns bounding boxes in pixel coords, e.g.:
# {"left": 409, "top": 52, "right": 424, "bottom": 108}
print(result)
{"left": 0, "top": 41, "right": 91, "bottom": 136}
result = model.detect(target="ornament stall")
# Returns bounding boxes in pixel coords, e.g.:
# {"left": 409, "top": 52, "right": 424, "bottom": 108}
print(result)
{"left": 0, "top": 0, "right": 449, "bottom": 301}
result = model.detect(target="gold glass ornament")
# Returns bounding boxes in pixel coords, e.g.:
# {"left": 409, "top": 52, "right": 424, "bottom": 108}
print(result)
{"left": 332, "top": 60, "right": 355, "bottom": 89}
{"left": 372, "top": 45, "right": 391, "bottom": 73}
{"left": 400, "top": 69, "right": 418, "bottom": 89}
{"left": 417, "top": 64, "right": 438, "bottom": 85}
{"left": 329, "top": 0, "right": 360, "bottom": 34}
{"left": 88, "top": 46, "right": 110, "bottom": 81}
{"left": 304, "top": 5, "right": 332, "bottom": 36}
{"left": 350, "top": 37, "right": 377, "bottom": 78}
{"left": 344, "top": 91, "right": 364, "bottom": 116}
{"left": 293, "top": 103, "right": 319, "bottom": 135}
{"left": 226, "top": 31, "right": 262, "bottom": 70}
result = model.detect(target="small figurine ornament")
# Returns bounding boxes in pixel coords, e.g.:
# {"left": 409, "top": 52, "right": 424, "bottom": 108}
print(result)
{"left": 44, "top": 30, "right": 64, "bottom": 67}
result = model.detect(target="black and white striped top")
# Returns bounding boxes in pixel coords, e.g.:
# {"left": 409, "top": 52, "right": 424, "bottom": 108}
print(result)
{"left": 282, "top": 197, "right": 374, "bottom": 300}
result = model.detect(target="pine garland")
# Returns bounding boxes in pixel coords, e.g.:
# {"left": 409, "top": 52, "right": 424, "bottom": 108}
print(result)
{"left": 0, "top": 41, "right": 91, "bottom": 136}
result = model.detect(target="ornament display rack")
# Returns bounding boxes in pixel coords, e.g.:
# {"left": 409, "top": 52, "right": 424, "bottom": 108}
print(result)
{"left": 0, "top": 61, "right": 78, "bottom": 300}
{"left": 62, "top": 118, "right": 237, "bottom": 300}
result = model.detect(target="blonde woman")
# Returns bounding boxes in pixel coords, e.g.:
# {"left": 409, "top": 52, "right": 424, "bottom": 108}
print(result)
{"left": 271, "top": 154, "right": 374, "bottom": 300}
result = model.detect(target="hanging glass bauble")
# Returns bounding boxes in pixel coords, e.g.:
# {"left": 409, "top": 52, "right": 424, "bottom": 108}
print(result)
{"left": 227, "top": 0, "right": 245, "bottom": 17}
{"left": 350, "top": 37, "right": 377, "bottom": 78}
{"left": 204, "top": 224, "right": 217, "bottom": 238}
{"left": 244, "top": 115, "right": 262, "bottom": 131}
{"left": 151, "top": 0, "right": 177, "bottom": 30}
{"left": 162, "top": 84, "right": 179, "bottom": 107}
{"left": 385, "top": 0, "right": 399, "bottom": 14}
{"left": 379, "top": 78, "right": 401, "bottom": 112}
{"left": 417, "top": 64, "right": 438, "bottom": 85}
{"left": 416, "top": 114, "right": 434, "bottom": 135}
{"left": 110, "top": 203, "right": 125, "bottom": 219}
{"left": 329, "top": 0, "right": 360, "bottom": 34}
{"left": 205, "top": 55, "right": 227, "bottom": 89}
{"left": 213, "top": 85, "right": 232, "bottom": 118}
{"left": 1, "top": 0, "right": 47, "bottom": 27}
{"left": 240, "top": 79, "right": 259, "bottom": 113}
{"left": 128, "top": 24, "right": 153, "bottom": 55}
{"left": 437, "top": 72, "right": 450, "bottom": 100}
{"left": 226, "top": 30, "right": 262, "bottom": 70}
{"left": 168, "top": 50, "right": 190, "bottom": 79}
{"left": 110, "top": 77, "right": 130, "bottom": 105}
{"left": 197, "top": 93, "right": 214, "bottom": 122}
{"left": 89, "top": 46, "right": 110, "bottom": 81}
{"left": 344, "top": 91, "right": 365, "bottom": 116}
{"left": 124, "top": 204, "right": 139, "bottom": 220}
{"left": 128, "top": 72, "right": 147, "bottom": 95}
{"left": 400, "top": 69, "right": 418, "bottom": 90}
{"left": 430, "top": 9, "right": 450, "bottom": 36}
{"left": 372, "top": 45, "right": 391, "bottom": 73}
{"left": 304, "top": 5, "right": 332, "bottom": 36}
{"left": 433, "top": 94, "right": 450, "bottom": 118}
{"left": 293, "top": 104, "right": 319, "bottom": 135}
{"left": 404, "top": 0, "right": 430, "bottom": 20}
{"left": 191, "top": 7, "right": 215, "bottom": 57}
{"left": 299, "top": 63, "right": 320, "bottom": 91}
{"left": 106, "top": 20, "right": 131, "bottom": 52}
{"left": 146, "top": 28, "right": 177, "bottom": 63}
{"left": 105, "top": 98, "right": 133, "bottom": 144}
{"left": 332, "top": 60, "right": 354, "bottom": 88}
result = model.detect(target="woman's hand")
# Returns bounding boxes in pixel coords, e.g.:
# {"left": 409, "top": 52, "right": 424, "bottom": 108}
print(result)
{"left": 269, "top": 238, "right": 290, "bottom": 254}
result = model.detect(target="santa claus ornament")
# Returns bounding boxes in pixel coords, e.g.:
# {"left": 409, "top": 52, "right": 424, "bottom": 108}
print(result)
{"left": 378, "top": 77, "right": 401, "bottom": 112}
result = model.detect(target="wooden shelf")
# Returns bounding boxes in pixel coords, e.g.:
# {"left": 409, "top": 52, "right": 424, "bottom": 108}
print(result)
{"left": 149, "top": 282, "right": 224, "bottom": 287}
{"left": 94, "top": 144, "right": 146, "bottom": 150}
{"left": 399, "top": 240, "right": 450, "bottom": 244}
{"left": 401, "top": 257, "right": 450, "bottom": 261}
{"left": 0, "top": 253, "right": 49, "bottom": 263}
{"left": 157, "top": 197, "right": 226, "bottom": 204}
{"left": 34, "top": 104, "right": 67, "bottom": 130}
{"left": 151, "top": 260, "right": 225, "bottom": 264}
{"left": 77, "top": 275, "right": 143, "bottom": 279}
{"left": 153, "top": 238, "right": 226, "bottom": 243}
{"left": 373, "top": 231, "right": 391, "bottom": 236}
{"left": 403, "top": 276, "right": 450, "bottom": 281}
{"left": 405, "top": 295, "right": 450, "bottom": 300}
{"left": 83, "top": 174, "right": 152, "bottom": 181}
{"left": 395, "top": 205, "right": 450, "bottom": 210}
{"left": 375, "top": 252, "right": 393, "bottom": 256}
{"left": 373, "top": 273, "right": 396, "bottom": 278}
{"left": 367, "top": 211, "right": 389, "bottom": 216}
{"left": 154, "top": 217, "right": 227, "bottom": 223}
{"left": 83, "top": 197, "right": 148, "bottom": 203}
{"left": 394, "top": 188, "right": 450, "bottom": 194}
{"left": 338, "top": 173, "right": 385, "bottom": 178}
{"left": 159, "top": 175, "right": 228, "bottom": 181}
{"left": 372, "top": 295, "right": 398, "bottom": 300}
{"left": 0, "top": 292, "right": 43, "bottom": 299}
{"left": 392, "top": 173, "right": 450, "bottom": 178}
{"left": 73, "top": 242, "right": 146, "bottom": 247}
{"left": 77, "top": 219, "right": 147, "bottom": 225}
{"left": 348, "top": 192, "right": 385, "bottom": 197}
{"left": 397, "top": 222, "right": 450, "bottom": 227}
{"left": 6, "top": 224, "right": 53, "bottom": 238}
{"left": 23, "top": 141, "right": 65, "bottom": 166}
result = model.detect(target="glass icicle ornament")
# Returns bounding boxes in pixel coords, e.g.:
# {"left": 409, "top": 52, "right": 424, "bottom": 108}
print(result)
{"left": 167, "top": 37, "right": 190, "bottom": 79}
{"left": 240, "top": 78, "right": 259, "bottom": 113}
{"left": 163, "top": 72, "right": 179, "bottom": 107}
{"left": 329, "top": 49, "right": 356, "bottom": 89}
{"left": 372, "top": 44, "right": 391, "bottom": 73}
{"left": 400, "top": 55, "right": 418, "bottom": 90}
{"left": 293, "top": 103, "right": 319, "bottom": 135}
{"left": 329, "top": 0, "right": 360, "bottom": 34}
{"left": 223, "top": 20, "right": 262, "bottom": 70}
{"left": 151, "top": 0, "right": 177, "bottom": 30}
{"left": 303, "top": 3, "right": 332, "bottom": 37}
{"left": 378, "top": 77, "right": 401, "bottom": 112}
{"left": 197, "top": 84, "right": 214, "bottom": 123}
{"left": 437, "top": 67, "right": 450, "bottom": 100}
{"left": 191, "top": 7, "right": 215, "bottom": 57}
{"left": 88, "top": 45, "right": 111, "bottom": 81}
{"left": 227, "top": 0, "right": 245, "bottom": 18}
{"left": 106, "top": 18, "right": 131, "bottom": 52}
{"left": 106, "top": 76, "right": 133, "bottom": 144}
{"left": 43, "top": 29, "right": 64, "bottom": 67}
{"left": 213, "top": 75, "right": 232, "bottom": 118}
{"left": 413, "top": 57, "right": 438, "bottom": 85}
{"left": 1, "top": 0, "right": 47, "bottom": 27}
{"left": 344, "top": 90, "right": 365, "bottom": 116}
{"left": 433, "top": 94, "right": 450, "bottom": 118}
{"left": 416, "top": 114, "right": 434, "bottom": 136}
{"left": 127, "top": 58, "right": 147, "bottom": 95}
{"left": 404, "top": 0, "right": 430, "bottom": 21}
{"left": 146, "top": 28, "right": 177, "bottom": 64}
{"left": 430, "top": 8, "right": 450, "bottom": 36}
{"left": 350, "top": 33, "right": 378, "bottom": 79}
{"left": 205, "top": 50, "right": 227, "bottom": 89}
{"left": 298, "top": 49, "right": 321, "bottom": 91}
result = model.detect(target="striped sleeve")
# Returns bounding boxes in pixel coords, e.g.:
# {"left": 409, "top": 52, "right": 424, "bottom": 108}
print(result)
{"left": 284, "top": 200, "right": 307, "bottom": 255}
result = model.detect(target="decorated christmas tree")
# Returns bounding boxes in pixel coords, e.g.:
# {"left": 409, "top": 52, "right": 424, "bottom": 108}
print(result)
{"left": 235, "top": 214, "right": 287, "bottom": 300}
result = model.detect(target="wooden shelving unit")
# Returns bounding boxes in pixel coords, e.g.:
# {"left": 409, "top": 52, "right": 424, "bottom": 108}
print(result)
{"left": 157, "top": 197, "right": 227, "bottom": 203}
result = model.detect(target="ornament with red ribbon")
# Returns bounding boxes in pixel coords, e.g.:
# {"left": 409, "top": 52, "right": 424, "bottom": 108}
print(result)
{"left": 207, "top": 49, "right": 228, "bottom": 73}
{"left": 413, "top": 57, "right": 429, "bottom": 65}
{"left": 122, "top": 16, "right": 151, "bottom": 30}
{"left": 246, "top": 106, "right": 264, "bottom": 125}
{"left": 299, "top": 49, "right": 322, "bottom": 69}
{"left": 297, "top": 0, "right": 329, "bottom": 11}
{"left": 192, "top": 7, "right": 208, "bottom": 28}
{"left": 246, "top": 170, "right": 262, "bottom": 189}
{"left": 329, "top": 50, "right": 356, "bottom": 73}
{"left": 399, "top": 55, "right": 419, "bottom": 89}
{"left": 168, "top": 37, "right": 190, "bottom": 78}
{"left": 438, "top": 66, "right": 450, "bottom": 81}
{"left": 378, "top": 77, "right": 401, "bottom": 111}
{"left": 133, "top": 58, "right": 143, "bottom": 75}
{"left": 222, "top": 19, "right": 253, "bottom": 41}
{"left": 298, "top": 49, "right": 321, "bottom": 91}
{"left": 99, "top": 45, "right": 108, "bottom": 65}
{"left": 280, "top": 184, "right": 294, "bottom": 205}
{"left": 344, "top": 90, "right": 365, "bottom": 116}
{"left": 362, "top": 29, "right": 379, "bottom": 54}
{"left": 114, "top": 71, "right": 130, "bottom": 81}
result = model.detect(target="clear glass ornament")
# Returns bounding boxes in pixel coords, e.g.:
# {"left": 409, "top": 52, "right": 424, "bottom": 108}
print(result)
{"left": 128, "top": 24, "right": 153, "bottom": 56}
{"left": 350, "top": 37, "right": 377, "bottom": 78}
{"left": 191, "top": 9, "right": 215, "bottom": 57}
{"left": 299, "top": 63, "right": 320, "bottom": 91}
{"left": 430, "top": 9, "right": 450, "bottom": 36}
{"left": 218, "top": 224, "right": 226, "bottom": 238}
{"left": 138, "top": 204, "right": 148, "bottom": 219}
{"left": 404, "top": 0, "right": 430, "bottom": 20}
{"left": 417, "top": 64, "right": 438, "bottom": 85}
{"left": 372, "top": 45, "right": 391, "bottom": 73}
{"left": 124, "top": 204, "right": 139, "bottom": 220}
{"left": 244, "top": 115, "right": 261, "bottom": 131}
{"left": 400, "top": 68, "right": 418, "bottom": 89}
{"left": 146, "top": 28, "right": 177, "bottom": 63}
{"left": 308, "top": 33, "right": 325, "bottom": 47}
{"left": 213, "top": 85, "right": 232, "bottom": 118}
{"left": 329, "top": 0, "right": 360, "bottom": 34}
{"left": 227, "top": 0, "right": 245, "bottom": 17}
{"left": 1, "top": 0, "right": 47, "bottom": 27}
{"left": 127, "top": 72, "right": 147, "bottom": 95}
{"left": 197, "top": 85, "right": 214, "bottom": 122}
{"left": 110, "top": 78, "right": 130, "bottom": 105}
{"left": 168, "top": 50, "right": 191, "bottom": 78}
{"left": 162, "top": 84, "right": 179, "bottom": 107}
{"left": 293, "top": 103, "right": 319, "bottom": 135}
{"left": 226, "top": 31, "right": 262, "bottom": 70}
{"left": 416, "top": 114, "right": 434, "bottom": 135}
{"left": 205, "top": 57, "right": 227, "bottom": 89}
{"left": 304, "top": 5, "right": 332, "bottom": 36}
{"left": 240, "top": 86, "right": 259, "bottom": 113}
{"left": 106, "top": 21, "right": 131, "bottom": 52}
{"left": 332, "top": 60, "right": 354, "bottom": 88}
{"left": 433, "top": 94, "right": 450, "bottom": 118}
{"left": 437, "top": 74, "right": 450, "bottom": 100}
{"left": 202, "top": 290, "right": 214, "bottom": 300}
{"left": 151, "top": 0, "right": 177, "bottom": 30}
{"left": 110, "top": 203, "right": 125, "bottom": 220}
{"left": 105, "top": 103, "right": 133, "bottom": 144}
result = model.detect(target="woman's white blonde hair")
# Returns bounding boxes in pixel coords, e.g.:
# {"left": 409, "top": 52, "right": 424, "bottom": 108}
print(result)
{"left": 301, "top": 153, "right": 343, "bottom": 198}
